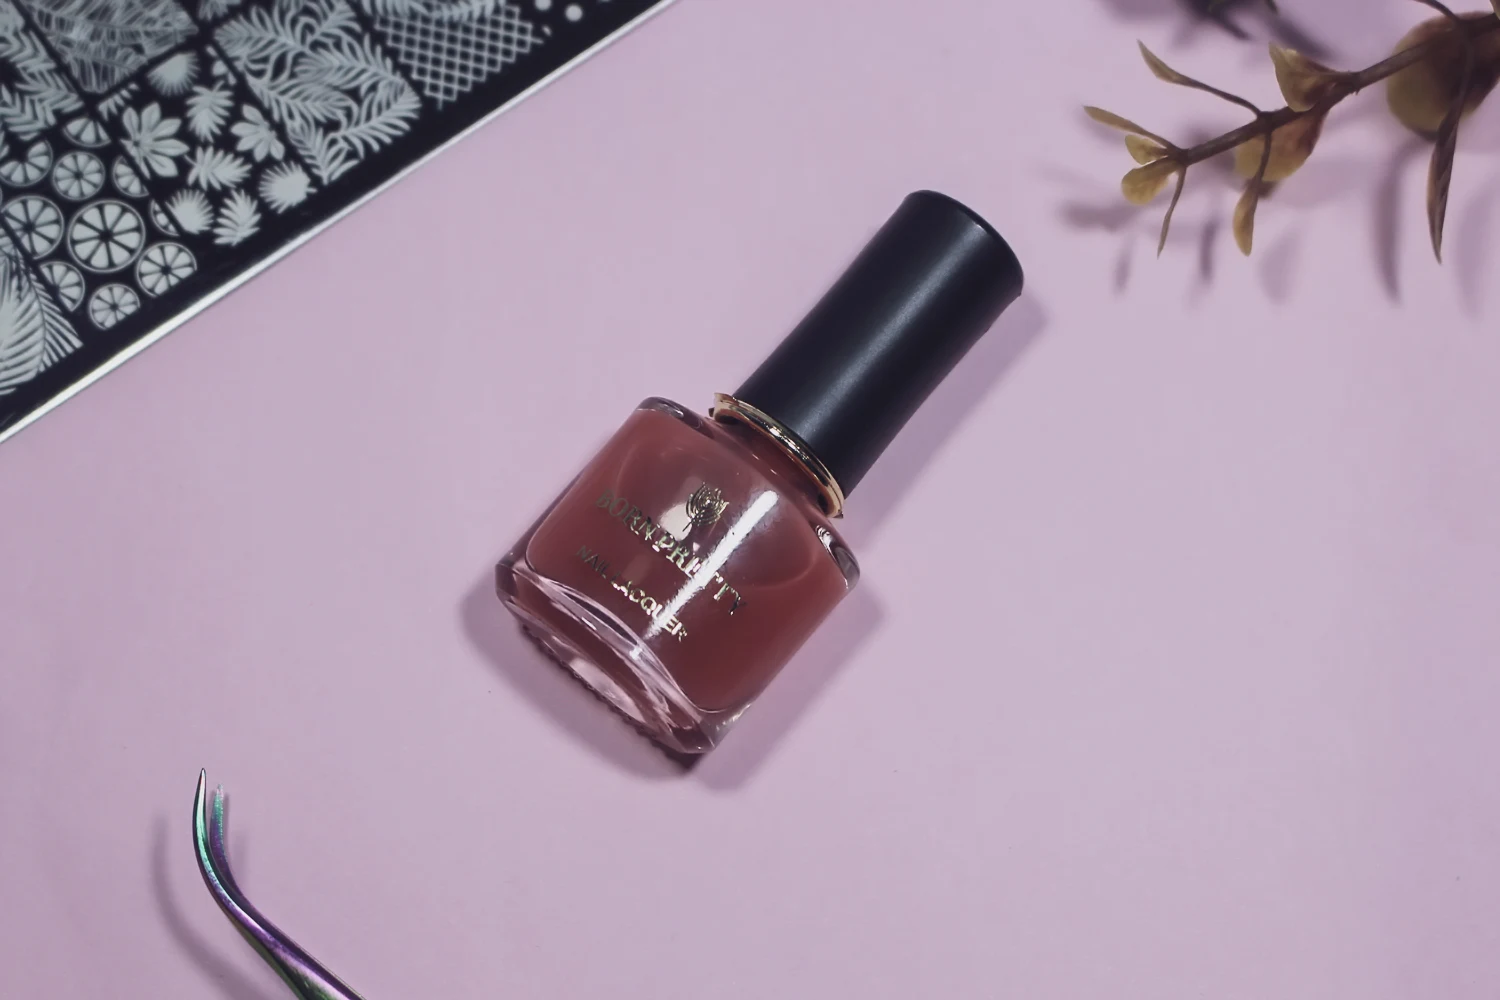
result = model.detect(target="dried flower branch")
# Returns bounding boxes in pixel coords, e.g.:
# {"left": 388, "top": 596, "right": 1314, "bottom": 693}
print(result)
{"left": 1087, "top": 3, "right": 1500, "bottom": 260}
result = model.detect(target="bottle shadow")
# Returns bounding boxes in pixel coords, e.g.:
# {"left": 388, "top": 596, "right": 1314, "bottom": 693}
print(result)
{"left": 839, "top": 294, "right": 1047, "bottom": 549}
{"left": 695, "top": 297, "right": 1046, "bottom": 784}
{"left": 148, "top": 816, "right": 283, "bottom": 1000}
{"left": 690, "top": 585, "right": 883, "bottom": 788}
{"left": 459, "top": 575, "right": 684, "bottom": 779}
{"left": 460, "top": 571, "right": 888, "bottom": 785}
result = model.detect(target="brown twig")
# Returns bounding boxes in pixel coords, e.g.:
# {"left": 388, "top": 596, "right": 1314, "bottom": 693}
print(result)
{"left": 1089, "top": 7, "right": 1500, "bottom": 261}
{"left": 1173, "top": 13, "right": 1500, "bottom": 168}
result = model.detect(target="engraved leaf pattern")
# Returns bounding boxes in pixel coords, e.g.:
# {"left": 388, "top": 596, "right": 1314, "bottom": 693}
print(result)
{"left": 212, "top": 188, "right": 260, "bottom": 244}
{"left": 0, "top": 1, "right": 85, "bottom": 139}
{"left": 165, "top": 187, "right": 214, "bottom": 234}
{"left": 97, "top": 82, "right": 141, "bottom": 120}
{"left": 198, "top": 0, "right": 245, "bottom": 18}
{"left": 187, "top": 144, "right": 250, "bottom": 190}
{"left": 259, "top": 161, "right": 310, "bottom": 211}
{"left": 0, "top": 229, "right": 81, "bottom": 395}
{"left": 358, "top": 0, "right": 511, "bottom": 20}
{"left": 18, "top": 0, "right": 195, "bottom": 94}
{"left": 0, "top": 0, "right": 644, "bottom": 435}
{"left": 187, "top": 84, "right": 234, "bottom": 140}
{"left": 216, "top": 0, "right": 420, "bottom": 183}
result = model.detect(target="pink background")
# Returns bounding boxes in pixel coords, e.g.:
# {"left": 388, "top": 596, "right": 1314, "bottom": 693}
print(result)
{"left": 3, "top": 0, "right": 1499, "bottom": 996}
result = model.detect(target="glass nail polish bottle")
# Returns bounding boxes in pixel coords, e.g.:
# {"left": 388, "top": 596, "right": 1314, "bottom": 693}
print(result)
{"left": 496, "top": 191, "right": 1024, "bottom": 754}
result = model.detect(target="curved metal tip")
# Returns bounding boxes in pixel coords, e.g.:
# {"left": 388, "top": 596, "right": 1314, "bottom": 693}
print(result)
{"left": 192, "top": 772, "right": 368, "bottom": 1000}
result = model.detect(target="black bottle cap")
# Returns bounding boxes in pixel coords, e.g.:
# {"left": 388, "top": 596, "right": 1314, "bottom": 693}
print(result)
{"left": 732, "top": 190, "right": 1024, "bottom": 498}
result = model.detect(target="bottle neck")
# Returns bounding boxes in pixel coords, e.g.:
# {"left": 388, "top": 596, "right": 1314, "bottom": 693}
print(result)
{"left": 709, "top": 394, "right": 847, "bottom": 518}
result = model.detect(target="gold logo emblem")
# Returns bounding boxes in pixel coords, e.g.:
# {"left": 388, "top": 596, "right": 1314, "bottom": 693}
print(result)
{"left": 685, "top": 483, "right": 729, "bottom": 528}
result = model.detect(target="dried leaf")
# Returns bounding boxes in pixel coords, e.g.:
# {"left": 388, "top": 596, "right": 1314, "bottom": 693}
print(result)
{"left": 1138, "top": 41, "right": 1261, "bottom": 113}
{"left": 1158, "top": 169, "right": 1187, "bottom": 256}
{"left": 1084, "top": 106, "right": 1170, "bottom": 146}
{"left": 1139, "top": 41, "right": 1194, "bottom": 85}
{"left": 1427, "top": 47, "right": 1476, "bottom": 260}
{"left": 1232, "top": 182, "right": 1264, "bottom": 256}
{"left": 1125, "top": 134, "right": 1168, "bottom": 164}
{"left": 1232, "top": 110, "right": 1327, "bottom": 181}
{"left": 1410, "top": 0, "right": 1460, "bottom": 18}
{"left": 1233, "top": 136, "right": 1273, "bottom": 256}
{"left": 1385, "top": 14, "right": 1500, "bottom": 136}
{"left": 1428, "top": 124, "right": 1458, "bottom": 260}
{"left": 1269, "top": 45, "right": 1347, "bottom": 112}
{"left": 1121, "top": 159, "right": 1178, "bottom": 205}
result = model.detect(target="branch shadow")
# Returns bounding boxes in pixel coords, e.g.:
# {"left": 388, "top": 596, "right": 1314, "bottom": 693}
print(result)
{"left": 1259, "top": 228, "right": 1302, "bottom": 302}
{"left": 1092, "top": 0, "right": 1333, "bottom": 58}
{"left": 1197, "top": 215, "right": 1221, "bottom": 289}
{"left": 149, "top": 817, "right": 283, "bottom": 1000}
{"left": 1454, "top": 169, "right": 1500, "bottom": 317}
{"left": 1374, "top": 136, "right": 1427, "bottom": 302}
{"left": 694, "top": 585, "right": 883, "bottom": 789}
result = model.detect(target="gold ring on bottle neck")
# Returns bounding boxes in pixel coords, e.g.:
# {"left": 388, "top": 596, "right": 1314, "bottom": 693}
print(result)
{"left": 710, "top": 393, "right": 847, "bottom": 518}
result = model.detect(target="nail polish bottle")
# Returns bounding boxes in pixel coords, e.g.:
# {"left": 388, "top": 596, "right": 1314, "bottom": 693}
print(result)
{"left": 496, "top": 191, "right": 1024, "bottom": 754}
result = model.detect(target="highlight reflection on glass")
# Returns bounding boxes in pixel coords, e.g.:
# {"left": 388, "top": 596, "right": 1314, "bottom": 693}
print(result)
{"left": 496, "top": 400, "right": 858, "bottom": 753}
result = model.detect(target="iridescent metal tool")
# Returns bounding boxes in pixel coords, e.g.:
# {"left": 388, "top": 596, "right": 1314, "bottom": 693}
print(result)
{"left": 193, "top": 771, "right": 367, "bottom": 1000}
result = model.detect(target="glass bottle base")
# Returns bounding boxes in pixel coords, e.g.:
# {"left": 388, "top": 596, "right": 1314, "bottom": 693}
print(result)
{"left": 495, "top": 556, "right": 746, "bottom": 755}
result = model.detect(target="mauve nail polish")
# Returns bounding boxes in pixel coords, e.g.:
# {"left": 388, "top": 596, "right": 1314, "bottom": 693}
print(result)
{"left": 496, "top": 191, "right": 1024, "bottom": 754}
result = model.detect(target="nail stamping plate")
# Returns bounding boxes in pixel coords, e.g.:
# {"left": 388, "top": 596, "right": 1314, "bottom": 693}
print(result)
{"left": 0, "top": 0, "right": 673, "bottom": 443}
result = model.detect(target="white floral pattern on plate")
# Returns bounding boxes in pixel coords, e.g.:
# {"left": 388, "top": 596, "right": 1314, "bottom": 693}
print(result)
{"left": 17, "top": 0, "right": 194, "bottom": 94}
{"left": 217, "top": 0, "right": 421, "bottom": 183}
{"left": 113, "top": 157, "right": 150, "bottom": 198}
{"left": 40, "top": 259, "right": 85, "bottom": 311}
{"left": 2, "top": 110, "right": 207, "bottom": 347}
{"left": 52, "top": 151, "right": 106, "bottom": 201}
{"left": 69, "top": 200, "right": 147, "bottom": 273}
{"left": 88, "top": 282, "right": 140, "bottom": 329}
{"left": 258, "top": 162, "right": 311, "bottom": 212}
{"left": 122, "top": 103, "right": 190, "bottom": 178}
{"left": 121, "top": 42, "right": 318, "bottom": 248}
{"left": 0, "top": 1, "right": 84, "bottom": 140}
{"left": 0, "top": 139, "right": 52, "bottom": 187}
{"left": 0, "top": 0, "right": 668, "bottom": 436}
{"left": 3, "top": 194, "right": 63, "bottom": 256}
{"left": 0, "top": 226, "right": 80, "bottom": 394}
{"left": 197, "top": 0, "right": 245, "bottom": 20}
{"left": 136, "top": 241, "right": 195, "bottom": 295}
{"left": 63, "top": 117, "right": 109, "bottom": 149}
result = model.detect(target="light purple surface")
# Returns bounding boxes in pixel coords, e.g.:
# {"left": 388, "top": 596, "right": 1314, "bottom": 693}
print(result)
{"left": 3, "top": 1, "right": 1499, "bottom": 997}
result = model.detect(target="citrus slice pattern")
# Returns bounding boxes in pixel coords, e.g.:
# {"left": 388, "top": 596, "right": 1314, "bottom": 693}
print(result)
{"left": 149, "top": 200, "right": 180, "bottom": 236}
{"left": 113, "top": 158, "right": 149, "bottom": 198}
{"left": 136, "top": 243, "right": 196, "bottom": 296}
{"left": 0, "top": 141, "right": 54, "bottom": 187}
{"left": 53, "top": 152, "right": 106, "bottom": 201}
{"left": 89, "top": 284, "right": 141, "bottom": 330}
{"left": 41, "top": 261, "right": 86, "bottom": 312}
{"left": 3, "top": 195, "right": 65, "bottom": 256}
{"left": 64, "top": 118, "right": 110, "bottom": 149}
{"left": 69, "top": 201, "right": 146, "bottom": 273}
